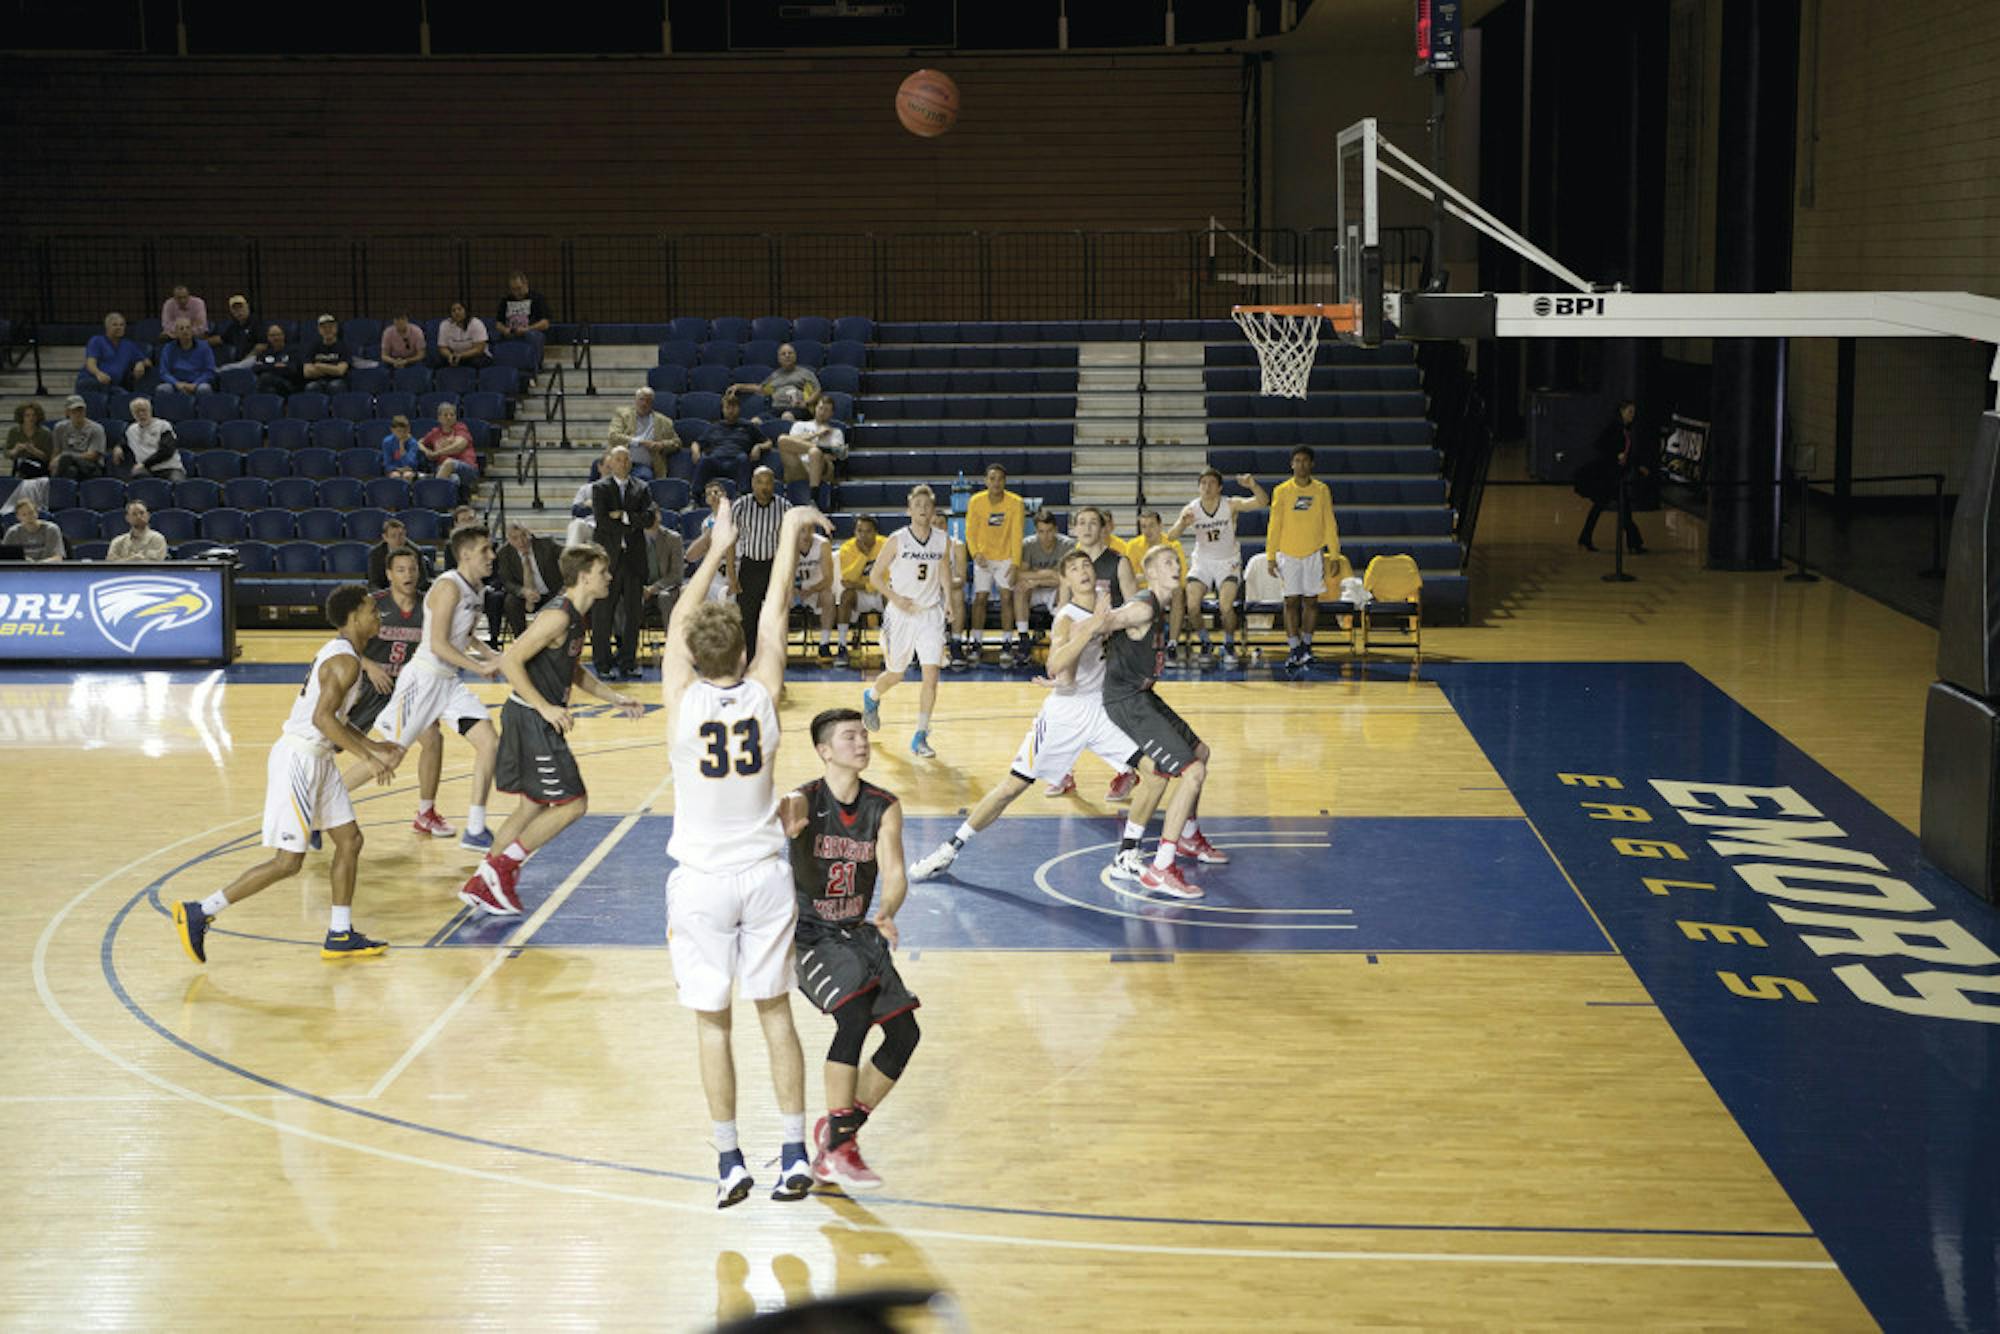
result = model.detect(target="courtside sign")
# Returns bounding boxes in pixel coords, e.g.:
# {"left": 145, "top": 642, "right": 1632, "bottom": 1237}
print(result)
{"left": 0, "top": 563, "right": 235, "bottom": 663}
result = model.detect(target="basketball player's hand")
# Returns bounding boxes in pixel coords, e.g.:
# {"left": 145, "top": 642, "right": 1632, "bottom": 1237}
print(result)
{"left": 710, "top": 494, "right": 737, "bottom": 547}
{"left": 539, "top": 702, "right": 574, "bottom": 734}
{"left": 614, "top": 694, "right": 644, "bottom": 719}
{"left": 783, "top": 505, "right": 833, "bottom": 537}
{"left": 360, "top": 659, "right": 393, "bottom": 693}
{"left": 368, "top": 743, "right": 405, "bottom": 784}
{"left": 873, "top": 915, "right": 900, "bottom": 949}
{"left": 1237, "top": 472, "right": 1258, "bottom": 489}
{"left": 890, "top": 594, "right": 916, "bottom": 614}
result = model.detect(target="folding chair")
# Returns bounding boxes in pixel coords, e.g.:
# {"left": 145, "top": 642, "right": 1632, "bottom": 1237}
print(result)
{"left": 1359, "top": 554, "right": 1422, "bottom": 657}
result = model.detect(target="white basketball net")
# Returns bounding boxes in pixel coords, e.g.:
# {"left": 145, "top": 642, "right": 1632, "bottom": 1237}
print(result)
{"left": 1231, "top": 308, "right": 1322, "bottom": 399}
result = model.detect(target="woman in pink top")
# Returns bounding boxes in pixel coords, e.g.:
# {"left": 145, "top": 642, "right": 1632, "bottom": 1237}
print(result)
{"left": 421, "top": 401, "right": 479, "bottom": 496}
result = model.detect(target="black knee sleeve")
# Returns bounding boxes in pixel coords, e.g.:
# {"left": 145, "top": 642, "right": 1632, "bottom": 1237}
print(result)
{"left": 871, "top": 1011, "right": 921, "bottom": 1081}
{"left": 826, "top": 997, "right": 873, "bottom": 1067}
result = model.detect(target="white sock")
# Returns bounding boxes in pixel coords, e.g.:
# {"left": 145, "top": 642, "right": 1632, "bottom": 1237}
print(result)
{"left": 201, "top": 890, "right": 229, "bottom": 917}
{"left": 973, "top": 630, "right": 986, "bottom": 647}
{"left": 467, "top": 804, "right": 487, "bottom": 834}
{"left": 1184, "top": 818, "right": 1199, "bottom": 839}
{"left": 330, "top": 904, "right": 352, "bottom": 932}
{"left": 781, "top": 1113, "right": 806, "bottom": 1146}
{"left": 955, "top": 820, "right": 978, "bottom": 844}
{"left": 837, "top": 623, "right": 849, "bottom": 648}
{"left": 1123, "top": 820, "right": 1146, "bottom": 842}
{"left": 418, "top": 799, "right": 436, "bottom": 815}
{"left": 1153, "top": 841, "right": 1178, "bottom": 870}
{"left": 818, "top": 629, "right": 829, "bottom": 647}
{"left": 503, "top": 840, "right": 530, "bottom": 863}
{"left": 916, "top": 711, "right": 932, "bottom": 733}
{"left": 713, "top": 1120, "right": 739, "bottom": 1154}
{"left": 1015, "top": 620, "right": 1028, "bottom": 635}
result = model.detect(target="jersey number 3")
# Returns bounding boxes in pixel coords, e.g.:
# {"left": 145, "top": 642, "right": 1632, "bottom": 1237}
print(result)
{"left": 698, "top": 718, "right": 764, "bottom": 778}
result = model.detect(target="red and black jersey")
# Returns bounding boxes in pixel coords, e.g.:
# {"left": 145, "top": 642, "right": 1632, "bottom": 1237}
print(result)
{"left": 521, "top": 595, "right": 587, "bottom": 707}
{"left": 1102, "top": 590, "right": 1168, "bottom": 702}
{"left": 349, "top": 589, "right": 425, "bottom": 730}
{"left": 788, "top": 776, "right": 897, "bottom": 942}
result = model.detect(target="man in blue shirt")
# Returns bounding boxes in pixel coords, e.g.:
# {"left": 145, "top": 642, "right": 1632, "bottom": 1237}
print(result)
{"left": 159, "top": 319, "right": 219, "bottom": 394}
{"left": 78, "top": 312, "right": 153, "bottom": 393}
{"left": 694, "top": 392, "right": 764, "bottom": 494}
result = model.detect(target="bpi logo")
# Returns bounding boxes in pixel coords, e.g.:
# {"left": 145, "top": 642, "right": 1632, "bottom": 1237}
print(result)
{"left": 88, "top": 575, "right": 214, "bottom": 653}
{"left": 1532, "top": 295, "right": 1607, "bottom": 317}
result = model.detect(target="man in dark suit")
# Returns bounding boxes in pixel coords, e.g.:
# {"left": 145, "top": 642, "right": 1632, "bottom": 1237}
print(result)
{"left": 497, "top": 520, "right": 564, "bottom": 639}
{"left": 589, "top": 445, "right": 656, "bottom": 679}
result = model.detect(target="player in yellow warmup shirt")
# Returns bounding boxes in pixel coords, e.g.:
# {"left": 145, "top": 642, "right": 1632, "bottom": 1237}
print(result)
{"left": 1265, "top": 445, "right": 1340, "bottom": 671}
{"left": 963, "top": 464, "right": 1025, "bottom": 663}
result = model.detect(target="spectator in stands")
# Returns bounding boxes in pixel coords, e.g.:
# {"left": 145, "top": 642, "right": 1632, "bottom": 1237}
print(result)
{"left": 589, "top": 445, "right": 656, "bottom": 679}
{"left": 211, "top": 295, "right": 264, "bottom": 369}
{"left": 124, "top": 397, "right": 185, "bottom": 481}
{"left": 766, "top": 393, "right": 844, "bottom": 489}
{"left": 642, "top": 506, "right": 686, "bottom": 637}
{"left": 494, "top": 272, "right": 551, "bottom": 342}
{"left": 734, "top": 342, "right": 820, "bottom": 421}
{"left": 693, "top": 391, "right": 762, "bottom": 493}
{"left": 434, "top": 301, "right": 492, "bottom": 370}
{"left": 251, "top": 324, "right": 301, "bottom": 395}
{"left": 107, "top": 500, "right": 168, "bottom": 562}
{"left": 159, "top": 319, "right": 218, "bottom": 394}
{"left": 498, "top": 521, "right": 563, "bottom": 638}
{"left": 566, "top": 469, "right": 598, "bottom": 547}
{"left": 380, "top": 415, "right": 424, "bottom": 481}
{"left": 4, "top": 497, "right": 62, "bottom": 562}
{"left": 380, "top": 312, "right": 427, "bottom": 369}
{"left": 79, "top": 312, "right": 153, "bottom": 392}
{"left": 160, "top": 284, "right": 208, "bottom": 338}
{"left": 302, "top": 315, "right": 352, "bottom": 395}
{"left": 608, "top": 386, "right": 682, "bottom": 479}
{"left": 52, "top": 396, "right": 107, "bottom": 481}
{"left": 1012, "top": 506, "right": 1074, "bottom": 656}
{"left": 420, "top": 402, "right": 478, "bottom": 494}
{"left": 6, "top": 403, "right": 53, "bottom": 480}
{"left": 367, "top": 516, "right": 435, "bottom": 591}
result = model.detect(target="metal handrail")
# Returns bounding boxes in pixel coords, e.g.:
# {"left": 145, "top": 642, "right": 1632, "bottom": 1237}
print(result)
{"left": 541, "top": 362, "right": 570, "bottom": 449}
{"left": 513, "top": 419, "right": 544, "bottom": 511}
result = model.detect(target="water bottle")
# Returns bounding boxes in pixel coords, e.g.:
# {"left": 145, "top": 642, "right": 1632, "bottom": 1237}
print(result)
{"left": 1250, "top": 646, "right": 1263, "bottom": 667}
{"left": 952, "top": 468, "right": 971, "bottom": 518}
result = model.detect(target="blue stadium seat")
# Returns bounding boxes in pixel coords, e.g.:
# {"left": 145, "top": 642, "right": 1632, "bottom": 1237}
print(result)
{"left": 674, "top": 417, "right": 710, "bottom": 449}
{"left": 189, "top": 447, "right": 238, "bottom": 481}
{"left": 217, "top": 368, "right": 255, "bottom": 397}
{"left": 412, "top": 477, "right": 458, "bottom": 510}
{"left": 698, "top": 341, "right": 742, "bottom": 368}
{"left": 126, "top": 476, "right": 174, "bottom": 511}
{"left": 477, "top": 365, "right": 519, "bottom": 396}
{"left": 53, "top": 508, "right": 97, "bottom": 545}
{"left": 95, "top": 511, "right": 126, "bottom": 539}
{"left": 743, "top": 339, "right": 780, "bottom": 367}
{"left": 196, "top": 393, "right": 241, "bottom": 424}
{"left": 833, "top": 316, "right": 874, "bottom": 343}
{"left": 221, "top": 477, "right": 270, "bottom": 510}
{"left": 463, "top": 391, "right": 507, "bottom": 424}
{"left": 270, "top": 477, "right": 318, "bottom": 509}
{"left": 818, "top": 365, "right": 860, "bottom": 396}
{"left": 79, "top": 477, "right": 126, "bottom": 511}
{"left": 249, "top": 508, "right": 297, "bottom": 541}
{"left": 827, "top": 340, "right": 867, "bottom": 368}
{"left": 750, "top": 317, "right": 791, "bottom": 343}
{"left": 434, "top": 366, "right": 477, "bottom": 396}
{"left": 199, "top": 508, "right": 249, "bottom": 542}
{"left": 667, "top": 317, "right": 709, "bottom": 344}
{"left": 172, "top": 479, "right": 221, "bottom": 512}
{"left": 336, "top": 448, "right": 381, "bottom": 479}
{"left": 710, "top": 317, "right": 750, "bottom": 343}
{"left": 345, "top": 507, "right": 390, "bottom": 543}
{"left": 688, "top": 365, "right": 736, "bottom": 395}
{"left": 288, "top": 392, "right": 330, "bottom": 422}
{"left": 296, "top": 508, "right": 344, "bottom": 541}
{"left": 737, "top": 368, "right": 773, "bottom": 396}
{"left": 350, "top": 366, "right": 390, "bottom": 396}
{"left": 789, "top": 339, "right": 825, "bottom": 368}
{"left": 291, "top": 447, "right": 338, "bottom": 479}
{"left": 364, "top": 477, "right": 411, "bottom": 510}
{"left": 330, "top": 391, "right": 374, "bottom": 422}
{"left": 175, "top": 419, "right": 219, "bottom": 452}
{"left": 647, "top": 365, "right": 687, "bottom": 395}
{"left": 276, "top": 541, "right": 323, "bottom": 573}
{"left": 152, "top": 390, "right": 194, "bottom": 423}
{"left": 241, "top": 393, "right": 285, "bottom": 423}
{"left": 149, "top": 508, "right": 198, "bottom": 542}
{"left": 266, "top": 419, "right": 310, "bottom": 451}
{"left": 312, "top": 420, "right": 355, "bottom": 451}
{"left": 317, "top": 477, "right": 365, "bottom": 509}
{"left": 395, "top": 508, "right": 444, "bottom": 541}
{"left": 344, "top": 317, "right": 382, "bottom": 353}
{"left": 219, "top": 420, "right": 264, "bottom": 453}
{"left": 677, "top": 391, "right": 721, "bottom": 422}
{"left": 649, "top": 478, "right": 691, "bottom": 511}
{"left": 492, "top": 341, "right": 538, "bottom": 374}
{"left": 792, "top": 316, "right": 832, "bottom": 343}
{"left": 232, "top": 540, "right": 276, "bottom": 572}
{"left": 376, "top": 390, "right": 417, "bottom": 420}
{"left": 391, "top": 366, "right": 432, "bottom": 395}
{"left": 417, "top": 391, "right": 459, "bottom": 419}
{"left": 326, "top": 541, "right": 370, "bottom": 575}
{"left": 244, "top": 447, "right": 291, "bottom": 481}
{"left": 658, "top": 340, "right": 700, "bottom": 369}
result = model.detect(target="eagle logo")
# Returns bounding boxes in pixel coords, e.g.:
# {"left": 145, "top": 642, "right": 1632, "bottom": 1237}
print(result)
{"left": 88, "top": 576, "right": 215, "bottom": 654}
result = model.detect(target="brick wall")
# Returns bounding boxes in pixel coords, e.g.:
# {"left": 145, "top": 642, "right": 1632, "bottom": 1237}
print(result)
{"left": 1787, "top": 0, "right": 2000, "bottom": 494}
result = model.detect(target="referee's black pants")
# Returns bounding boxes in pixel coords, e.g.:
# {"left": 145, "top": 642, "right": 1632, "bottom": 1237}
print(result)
{"left": 593, "top": 554, "right": 646, "bottom": 673}
{"left": 736, "top": 556, "right": 775, "bottom": 661}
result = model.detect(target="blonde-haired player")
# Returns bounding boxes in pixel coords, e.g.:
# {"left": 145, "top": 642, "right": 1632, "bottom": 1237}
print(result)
{"left": 1267, "top": 446, "right": 1340, "bottom": 672}
{"left": 1166, "top": 468, "right": 1268, "bottom": 668}
{"left": 662, "top": 492, "right": 831, "bottom": 1207}
{"left": 963, "top": 463, "right": 1025, "bottom": 664}
{"left": 860, "top": 485, "right": 954, "bottom": 758}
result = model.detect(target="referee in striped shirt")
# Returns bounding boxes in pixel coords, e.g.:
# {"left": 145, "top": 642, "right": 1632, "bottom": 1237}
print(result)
{"left": 734, "top": 465, "right": 791, "bottom": 659}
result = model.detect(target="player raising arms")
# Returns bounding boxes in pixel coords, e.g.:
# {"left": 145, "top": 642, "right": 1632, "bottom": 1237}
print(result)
{"left": 860, "top": 484, "right": 953, "bottom": 758}
{"left": 1166, "top": 469, "right": 1268, "bottom": 668}
{"left": 457, "top": 542, "right": 644, "bottom": 917}
{"left": 369, "top": 525, "right": 505, "bottom": 850}
{"left": 1102, "top": 545, "right": 1231, "bottom": 898}
{"left": 663, "top": 494, "right": 831, "bottom": 1208}
{"left": 910, "top": 549, "right": 1140, "bottom": 880}
{"left": 173, "top": 585, "right": 405, "bottom": 965}
{"left": 780, "top": 708, "right": 919, "bottom": 1191}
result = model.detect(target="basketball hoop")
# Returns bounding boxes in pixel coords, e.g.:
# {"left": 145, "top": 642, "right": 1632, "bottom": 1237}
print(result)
{"left": 1231, "top": 303, "right": 1360, "bottom": 399}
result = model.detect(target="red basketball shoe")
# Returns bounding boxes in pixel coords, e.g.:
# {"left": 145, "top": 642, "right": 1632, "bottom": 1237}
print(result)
{"left": 412, "top": 807, "right": 454, "bottom": 838}
{"left": 1137, "top": 860, "right": 1202, "bottom": 899}
{"left": 1175, "top": 830, "right": 1230, "bottom": 864}
{"left": 1105, "top": 770, "right": 1138, "bottom": 803}
{"left": 812, "top": 1138, "right": 883, "bottom": 1192}
{"left": 458, "top": 854, "right": 522, "bottom": 916}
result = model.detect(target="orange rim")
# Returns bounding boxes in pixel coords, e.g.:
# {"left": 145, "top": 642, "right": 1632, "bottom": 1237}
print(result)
{"left": 1231, "top": 301, "right": 1361, "bottom": 332}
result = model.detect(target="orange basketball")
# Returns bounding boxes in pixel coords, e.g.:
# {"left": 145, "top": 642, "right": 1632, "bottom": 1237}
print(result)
{"left": 895, "top": 69, "right": 959, "bottom": 138}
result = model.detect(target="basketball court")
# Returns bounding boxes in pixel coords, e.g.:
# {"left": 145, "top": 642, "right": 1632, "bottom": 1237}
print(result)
{"left": 11, "top": 480, "right": 1983, "bottom": 1330}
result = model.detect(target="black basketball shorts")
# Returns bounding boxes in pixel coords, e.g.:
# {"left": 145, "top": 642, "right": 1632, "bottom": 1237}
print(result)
{"left": 1104, "top": 688, "right": 1203, "bottom": 777}
{"left": 796, "top": 924, "right": 920, "bottom": 1022}
{"left": 495, "top": 697, "right": 586, "bottom": 805}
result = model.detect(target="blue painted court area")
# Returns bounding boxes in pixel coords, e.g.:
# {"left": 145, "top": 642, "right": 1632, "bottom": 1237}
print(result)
{"left": 434, "top": 814, "right": 1607, "bottom": 954}
{"left": 1434, "top": 661, "right": 2000, "bottom": 1334}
